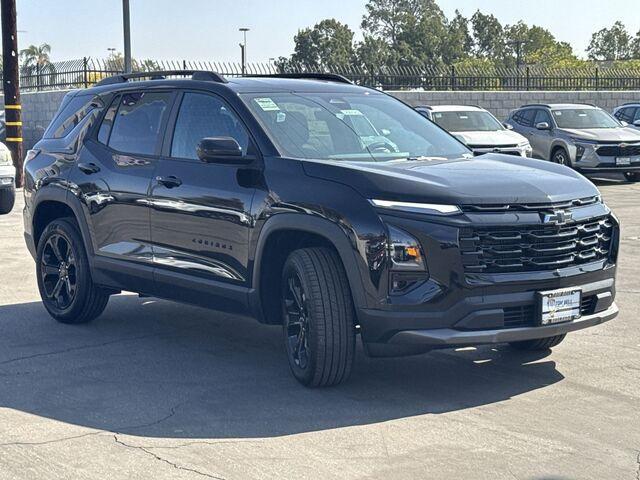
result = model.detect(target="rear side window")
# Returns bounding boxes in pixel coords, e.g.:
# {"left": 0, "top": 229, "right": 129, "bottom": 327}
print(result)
{"left": 171, "top": 92, "right": 249, "bottom": 159}
{"left": 107, "top": 92, "right": 172, "bottom": 156}
{"left": 97, "top": 96, "right": 119, "bottom": 145}
{"left": 44, "top": 93, "right": 95, "bottom": 139}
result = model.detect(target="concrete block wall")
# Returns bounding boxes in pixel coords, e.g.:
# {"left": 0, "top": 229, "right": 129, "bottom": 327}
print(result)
{"left": 390, "top": 90, "right": 640, "bottom": 122}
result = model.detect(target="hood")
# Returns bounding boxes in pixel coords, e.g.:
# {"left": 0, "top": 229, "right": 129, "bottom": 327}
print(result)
{"left": 559, "top": 127, "right": 640, "bottom": 143}
{"left": 302, "top": 155, "right": 598, "bottom": 206}
{"left": 452, "top": 129, "right": 528, "bottom": 147}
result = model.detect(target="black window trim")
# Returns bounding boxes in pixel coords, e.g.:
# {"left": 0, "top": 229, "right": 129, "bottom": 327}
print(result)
{"left": 93, "top": 89, "right": 178, "bottom": 159}
{"left": 161, "top": 88, "right": 260, "bottom": 164}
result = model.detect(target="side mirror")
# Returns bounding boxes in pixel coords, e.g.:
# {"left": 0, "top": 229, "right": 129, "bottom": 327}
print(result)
{"left": 503, "top": 123, "right": 514, "bottom": 130}
{"left": 196, "top": 137, "right": 246, "bottom": 164}
{"left": 620, "top": 120, "right": 629, "bottom": 127}
{"left": 536, "top": 122, "right": 551, "bottom": 130}
{"left": 634, "top": 119, "right": 640, "bottom": 127}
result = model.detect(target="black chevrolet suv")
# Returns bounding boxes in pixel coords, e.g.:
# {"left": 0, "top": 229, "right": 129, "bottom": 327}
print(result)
{"left": 23, "top": 71, "right": 619, "bottom": 387}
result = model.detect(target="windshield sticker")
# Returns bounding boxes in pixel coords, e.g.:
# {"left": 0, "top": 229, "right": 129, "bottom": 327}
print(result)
{"left": 553, "top": 111, "right": 562, "bottom": 116}
{"left": 434, "top": 113, "right": 442, "bottom": 118}
{"left": 276, "top": 112, "right": 286, "bottom": 123}
{"left": 340, "top": 109, "right": 364, "bottom": 116}
{"left": 254, "top": 97, "right": 280, "bottom": 111}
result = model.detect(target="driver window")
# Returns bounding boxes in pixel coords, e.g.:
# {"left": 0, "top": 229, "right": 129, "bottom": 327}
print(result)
{"left": 171, "top": 93, "right": 249, "bottom": 160}
{"left": 534, "top": 109, "right": 552, "bottom": 126}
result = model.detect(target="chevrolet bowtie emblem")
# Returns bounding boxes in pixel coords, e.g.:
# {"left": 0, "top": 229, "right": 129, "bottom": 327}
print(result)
{"left": 542, "top": 209, "right": 573, "bottom": 225}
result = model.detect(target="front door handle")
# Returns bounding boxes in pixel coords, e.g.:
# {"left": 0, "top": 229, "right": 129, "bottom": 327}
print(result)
{"left": 77, "top": 162, "right": 101, "bottom": 175}
{"left": 156, "top": 175, "right": 182, "bottom": 188}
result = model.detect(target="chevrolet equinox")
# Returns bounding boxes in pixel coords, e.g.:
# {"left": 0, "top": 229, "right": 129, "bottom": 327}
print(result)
{"left": 23, "top": 71, "right": 619, "bottom": 387}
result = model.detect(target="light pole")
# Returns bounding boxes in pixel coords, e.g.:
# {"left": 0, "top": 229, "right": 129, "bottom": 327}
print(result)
{"left": 122, "top": 0, "right": 132, "bottom": 72}
{"left": 239, "top": 27, "right": 249, "bottom": 75}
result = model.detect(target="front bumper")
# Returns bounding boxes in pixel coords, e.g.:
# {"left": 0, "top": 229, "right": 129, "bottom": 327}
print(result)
{"left": 0, "top": 164, "right": 15, "bottom": 189}
{"left": 574, "top": 143, "right": 640, "bottom": 171}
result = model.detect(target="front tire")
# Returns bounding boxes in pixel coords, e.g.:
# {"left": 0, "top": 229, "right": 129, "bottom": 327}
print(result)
{"left": 624, "top": 172, "right": 640, "bottom": 182}
{"left": 282, "top": 247, "right": 356, "bottom": 387}
{"left": 0, "top": 186, "right": 15, "bottom": 214}
{"left": 509, "top": 334, "right": 566, "bottom": 351}
{"left": 551, "top": 148, "right": 571, "bottom": 168}
{"left": 36, "top": 217, "right": 109, "bottom": 324}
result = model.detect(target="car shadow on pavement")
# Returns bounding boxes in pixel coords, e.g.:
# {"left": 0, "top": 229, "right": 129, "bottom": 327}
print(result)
{"left": 0, "top": 294, "right": 563, "bottom": 439}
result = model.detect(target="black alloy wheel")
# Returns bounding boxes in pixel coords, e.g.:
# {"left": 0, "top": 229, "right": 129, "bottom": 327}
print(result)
{"left": 283, "top": 272, "right": 311, "bottom": 371}
{"left": 40, "top": 233, "right": 78, "bottom": 310}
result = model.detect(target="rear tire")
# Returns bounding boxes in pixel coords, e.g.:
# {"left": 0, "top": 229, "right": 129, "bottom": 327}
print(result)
{"left": 282, "top": 247, "right": 356, "bottom": 387}
{"left": 624, "top": 172, "right": 639, "bottom": 182}
{"left": 36, "top": 217, "right": 109, "bottom": 324}
{"left": 509, "top": 334, "right": 566, "bottom": 351}
{"left": 0, "top": 186, "right": 15, "bottom": 214}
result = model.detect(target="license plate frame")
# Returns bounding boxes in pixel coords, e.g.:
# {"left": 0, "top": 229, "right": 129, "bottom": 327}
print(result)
{"left": 537, "top": 288, "right": 582, "bottom": 326}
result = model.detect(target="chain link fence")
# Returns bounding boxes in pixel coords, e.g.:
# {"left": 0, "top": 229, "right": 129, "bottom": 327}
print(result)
{"left": 9, "top": 58, "right": 640, "bottom": 92}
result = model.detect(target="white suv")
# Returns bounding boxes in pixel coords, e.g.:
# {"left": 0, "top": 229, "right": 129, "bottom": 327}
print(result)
{"left": 416, "top": 105, "right": 532, "bottom": 157}
{"left": 0, "top": 142, "right": 15, "bottom": 214}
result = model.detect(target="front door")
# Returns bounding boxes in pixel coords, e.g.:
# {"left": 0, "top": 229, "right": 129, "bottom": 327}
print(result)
{"left": 149, "top": 91, "right": 258, "bottom": 311}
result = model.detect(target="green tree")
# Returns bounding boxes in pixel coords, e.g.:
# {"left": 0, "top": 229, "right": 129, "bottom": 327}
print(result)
{"left": 503, "top": 22, "right": 577, "bottom": 67}
{"left": 361, "top": 0, "right": 448, "bottom": 67}
{"left": 587, "top": 21, "right": 632, "bottom": 61}
{"left": 442, "top": 10, "right": 472, "bottom": 65}
{"left": 19, "top": 43, "right": 54, "bottom": 89}
{"left": 356, "top": 35, "right": 393, "bottom": 70}
{"left": 470, "top": 11, "right": 505, "bottom": 60}
{"left": 287, "top": 19, "right": 355, "bottom": 69}
{"left": 631, "top": 30, "right": 640, "bottom": 59}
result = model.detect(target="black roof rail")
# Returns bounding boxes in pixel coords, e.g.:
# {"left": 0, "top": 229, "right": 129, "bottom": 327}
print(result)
{"left": 246, "top": 73, "right": 353, "bottom": 84}
{"left": 95, "top": 70, "right": 228, "bottom": 87}
{"left": 414, "top": 105, "right": 432, "bottom": 110}
{"left": 622, "top": 102, "right": 640, "bottom": 106}
{"left": 520, "top": 103, "right": 551, "bottom": 108}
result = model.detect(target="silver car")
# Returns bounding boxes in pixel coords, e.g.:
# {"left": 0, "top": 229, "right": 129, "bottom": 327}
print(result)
{"left": 613, "top": 103, "right": 640, "bottom": 129}
{"left": 506, "top": 103, "right": 640, "bottom": 182}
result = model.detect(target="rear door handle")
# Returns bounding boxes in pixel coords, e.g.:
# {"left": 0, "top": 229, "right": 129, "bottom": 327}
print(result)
{"left": 155, "top": 175, "right": 182, "bottom": 188}
{"left": 77, "top": 162, "right": 101, "bottom": 174}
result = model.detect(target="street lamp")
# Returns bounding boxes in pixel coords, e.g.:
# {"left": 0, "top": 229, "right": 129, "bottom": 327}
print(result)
{"left": 239, "top": 27, "right": 249, "bottom": 75}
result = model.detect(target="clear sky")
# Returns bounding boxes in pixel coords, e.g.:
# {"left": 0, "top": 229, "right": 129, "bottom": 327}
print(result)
{"left": 12, "top": 0, "right": 640, "bottom": 63}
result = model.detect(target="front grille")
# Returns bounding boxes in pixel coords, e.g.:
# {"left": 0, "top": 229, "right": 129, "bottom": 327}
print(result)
{"left": 473, "top": 150, "right": 521, "bottom": 157}
{"left": 460, "top": 196, "right": 599, "bottom": 213}
{"left": 596, "top": 143, "right": 640, "bottom": 157}
{"left": 502, "top": 295, "right": 597, "bottom": 329}
{"left": 460, "top": 216, "right": 614, "bottom": 274}
{"left": 468, "top": 144, "right": 519, "bottom": 149}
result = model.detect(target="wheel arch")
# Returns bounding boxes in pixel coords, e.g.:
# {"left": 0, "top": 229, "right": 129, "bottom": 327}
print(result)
{"left": 31, "top": 187, "right": 95, "bottom": 259}
{"left": 250, "top": 214, "right": 367, "bottom": 325}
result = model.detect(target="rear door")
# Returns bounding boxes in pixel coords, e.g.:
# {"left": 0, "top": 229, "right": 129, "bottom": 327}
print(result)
{"left": 148, "top": 90, "right": 258, "bottom": 311}
{"left": 70, "top": 89, "right": 175, "bottom": 290}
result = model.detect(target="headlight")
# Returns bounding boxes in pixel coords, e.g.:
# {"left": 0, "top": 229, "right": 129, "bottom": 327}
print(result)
{"left": 370, "top": 199, "right": 461, "bottom": 215}
{"left": 387, "top": 225, "right": 428, "bottom": 295}
{"left": 518, "top": 141, "right": 531, "bottom": 149}
{"left": 387, "top": 225, "right": 425, "bottom": 271}
{"left": 0, "top": 150, "right": 11, "bottom": 166}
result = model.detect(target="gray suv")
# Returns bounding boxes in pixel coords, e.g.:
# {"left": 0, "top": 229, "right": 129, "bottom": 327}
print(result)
{"left": 506, "top": 103, "right": 640, "bottom": 182}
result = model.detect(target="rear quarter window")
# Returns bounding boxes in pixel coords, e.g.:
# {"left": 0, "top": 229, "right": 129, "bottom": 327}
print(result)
{"left": 43, "top": 93, "right": 96, "bottom": 139}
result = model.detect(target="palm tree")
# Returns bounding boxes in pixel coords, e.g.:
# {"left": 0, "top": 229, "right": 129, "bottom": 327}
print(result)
{"left": 20, "top": 43, "right": 55, "bottom": 90}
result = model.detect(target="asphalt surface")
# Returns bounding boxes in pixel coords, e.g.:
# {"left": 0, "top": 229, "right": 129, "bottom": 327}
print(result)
{"left": 0, "top": 175, "right": 638, "bottom": 480}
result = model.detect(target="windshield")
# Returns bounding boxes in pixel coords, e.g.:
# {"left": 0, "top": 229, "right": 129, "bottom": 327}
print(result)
{"left": 432, "top": 110, "right": 504, "bottom": 132}
{"left": 552, "top": 108, "right": 621, "bottom": 129}
{"left": 241, "top": 92, "right": 470, "bottom": 162}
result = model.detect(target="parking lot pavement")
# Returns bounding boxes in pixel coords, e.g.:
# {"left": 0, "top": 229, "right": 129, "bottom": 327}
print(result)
{"left": 0, "top": 176, "right": 638, "bottom": 480}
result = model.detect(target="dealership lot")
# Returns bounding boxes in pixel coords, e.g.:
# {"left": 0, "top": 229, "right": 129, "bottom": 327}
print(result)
{"left": 0, "top": 175, "right": 638, "bottom": 479}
